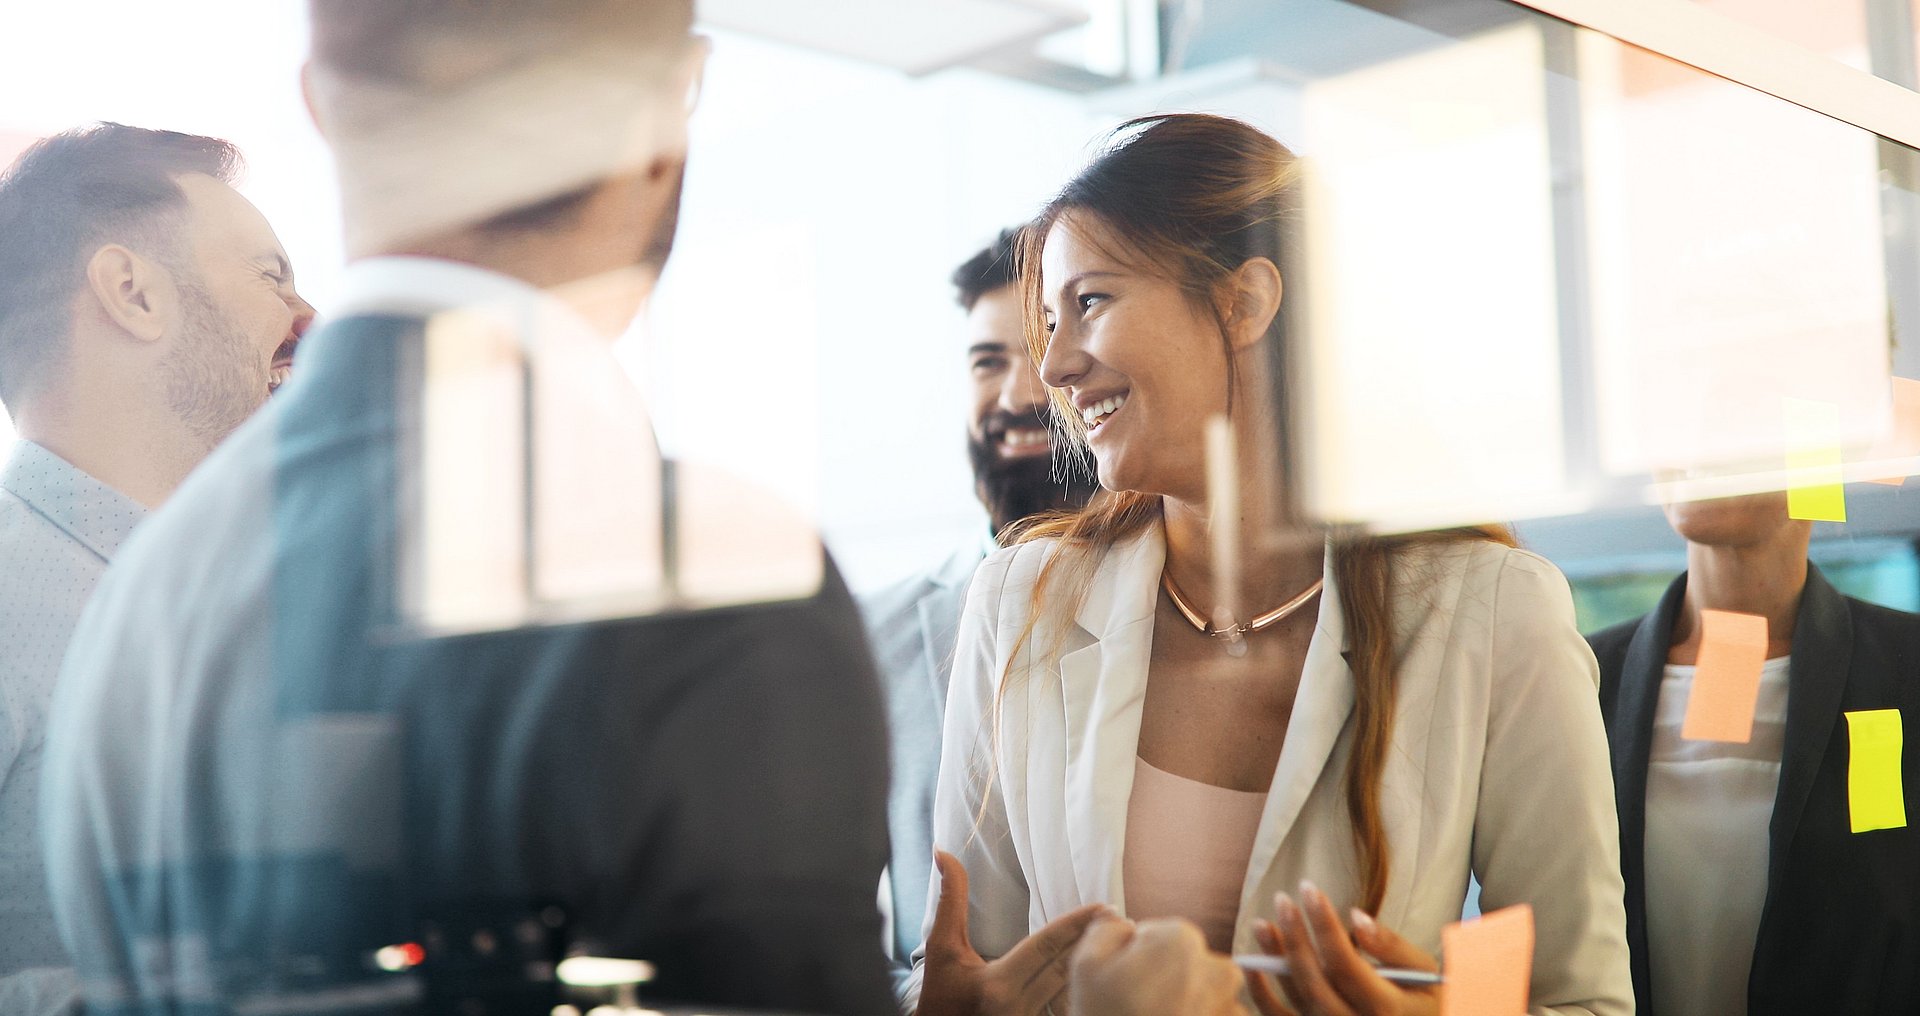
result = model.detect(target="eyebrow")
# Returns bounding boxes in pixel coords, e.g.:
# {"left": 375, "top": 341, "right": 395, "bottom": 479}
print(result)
{"left": 1056, "top": 270, "right": 1121, "bottom": 294}
{"left": 967, "top": 342, "right": 1009, "bottom": 357}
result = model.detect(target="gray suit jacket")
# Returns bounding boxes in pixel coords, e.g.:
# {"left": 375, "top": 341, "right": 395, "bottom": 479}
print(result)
{"left": 859, "top": 544, "right": 983, "bottom": 987}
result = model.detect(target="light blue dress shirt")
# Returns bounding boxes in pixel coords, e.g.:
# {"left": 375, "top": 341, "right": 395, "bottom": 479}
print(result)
{"left": 0, "top": 440, "right": 144, "bottom": 1014}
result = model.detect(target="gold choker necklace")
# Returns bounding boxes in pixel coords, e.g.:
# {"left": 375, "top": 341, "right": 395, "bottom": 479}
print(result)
{"left": 1161, "top": 570, "right": 1324, "bottom": 655}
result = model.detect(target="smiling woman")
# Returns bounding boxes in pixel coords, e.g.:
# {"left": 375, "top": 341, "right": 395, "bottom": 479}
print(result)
{"left": 909, "top": 113, "right": 1635, "bottom": 1016}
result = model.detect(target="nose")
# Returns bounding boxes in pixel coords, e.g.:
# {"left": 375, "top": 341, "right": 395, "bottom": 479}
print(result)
{"left": 287, "top": 290, "right": 317, "bottom": 338}
{"left": 1039, "top": 321, "right": 1090, "bottom": 391}
{"left": 1000, "top": 351, "right": 1049, "bottom": 416}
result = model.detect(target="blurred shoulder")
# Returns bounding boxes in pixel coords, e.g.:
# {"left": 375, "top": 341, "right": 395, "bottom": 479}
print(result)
{"left": 859, "top": 545, "right": 978, "bottom": 624}
{"left": 967, "top": 538, "right": 1059, "bottom": 609}
{"left": 1395, "top": 537, "right": 1568, "bottom": 592}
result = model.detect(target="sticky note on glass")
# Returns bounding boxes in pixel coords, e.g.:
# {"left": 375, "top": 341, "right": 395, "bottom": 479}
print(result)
{"left": 1681, "top": 610, "right": 1768, "bottom": 743}
{"left": 1784, "top": 398, "right": 1846, "bottom": 522}
{"left": 1864, "top": 377, "right": 1920, "bottom": 486}
{"left": 1441, "top": 903, "right": 1532, "bottom": 1016}
{"left": 1846, "top": 709, "right": 1906, "bottom": 833}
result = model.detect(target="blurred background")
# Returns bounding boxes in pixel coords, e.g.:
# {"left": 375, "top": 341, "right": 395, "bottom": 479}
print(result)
{"left": 4, "top": 0, "right": 1919, "bottom": 629}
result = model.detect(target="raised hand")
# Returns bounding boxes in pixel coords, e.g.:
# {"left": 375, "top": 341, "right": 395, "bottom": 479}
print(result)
{"left": 917, "top": 850, "right": 1110, "bottom": 1016}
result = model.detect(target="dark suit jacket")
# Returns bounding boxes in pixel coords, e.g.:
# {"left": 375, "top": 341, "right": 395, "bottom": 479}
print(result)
{"left": 1588, "top": 566, "right": 1920, "bottom": 1016}
{"left": 42, "top": 311, "right": 895, "bottom": 1016}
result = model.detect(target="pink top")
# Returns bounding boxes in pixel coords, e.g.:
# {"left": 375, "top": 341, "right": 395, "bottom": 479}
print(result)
{"left": 1122, "top": 755, "right": 1268, "bottom": 953}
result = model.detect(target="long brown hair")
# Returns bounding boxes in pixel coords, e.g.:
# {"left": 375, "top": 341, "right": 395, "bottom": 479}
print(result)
{"left": 1001, "top": 114, "right": 1510, "bottom": 914}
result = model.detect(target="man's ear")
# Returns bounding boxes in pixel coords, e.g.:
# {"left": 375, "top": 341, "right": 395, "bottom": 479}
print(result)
{"left": 85, "top": 244, "right": 174, "bottom": 344}
{"left": 300, "top": 61, "right": 329, "bottom": 138}
{"left": 1220, "top": 256, "right": 1283, "bottom": 351}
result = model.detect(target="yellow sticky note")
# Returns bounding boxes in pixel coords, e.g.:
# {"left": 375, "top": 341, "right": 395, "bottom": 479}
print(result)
{"left": 1846, "top": 709, "right": 1906, "bottom": 834}
{"left": 1864, "top": 377, "right": 1920, "bottom": 486}
{"left": 1785, "top": 398, "right": 1846, "bottom": 522}
{"left": 1681, "top": 610, "right": 1768, "bottom": 743}
{"left": 1441, "top": 903, "right": 1533, "bottom": 1016}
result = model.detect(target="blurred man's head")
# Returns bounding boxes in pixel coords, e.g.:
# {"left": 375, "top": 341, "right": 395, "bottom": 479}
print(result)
{"left": 0, "top": 124, "right": 313, "bottom": 464}
{"left": 1662, "top": 489, "right": 1808, "bottom": 549}
{"left": 304, "top": 0, "right": 703, "bottom": 301}
{"left": 958, "top": 229, "right": 1096, "bottom": 537}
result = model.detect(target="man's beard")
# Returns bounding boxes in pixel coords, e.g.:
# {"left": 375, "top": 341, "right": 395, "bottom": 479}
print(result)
{"left": 161, "top": 280, "right": 268, "bottom": 452}
{"left": 969, "top": 411, "right": 1100, "bottom": 538}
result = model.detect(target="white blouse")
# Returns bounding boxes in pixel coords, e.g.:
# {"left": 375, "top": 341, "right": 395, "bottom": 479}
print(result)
{"left": 1644, "top": 655, "right": 1792, "bottom": 1016}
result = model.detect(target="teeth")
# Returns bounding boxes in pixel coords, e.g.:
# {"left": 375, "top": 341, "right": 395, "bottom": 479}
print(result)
{"left": 268, "top": 365, "right": 293, "bottom": 393}
{"left": 1001, "top": 428, "right": 1047, "bottom": 448}
{"left": 1079, "top": 393, "right": 1128, "bottom": 426}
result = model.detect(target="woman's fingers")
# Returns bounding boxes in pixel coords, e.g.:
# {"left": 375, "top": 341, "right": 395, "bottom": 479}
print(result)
{"left": 1000, "top": 903, "right": 1112, "bottom": 1009}
{"left": 1298, "top": 883, "right": 1400, "bottom": 1012}
{"left": 1069, "top": 913, "right": 1136, "bottom": 971}
{"left": 1348, "top": 908, "right": 1440, "bottom": 975}
{"left": 1247, "top": 935, "right": 1301, "bottom": 1016}
{"left": 925, "top": 850, "right": 976, "bottom": 959}
{"left": 1273, "top": 891, "right": 1357, "bottom": 1016}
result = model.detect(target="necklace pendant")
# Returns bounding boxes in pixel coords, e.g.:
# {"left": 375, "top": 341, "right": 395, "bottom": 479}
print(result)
{"left": 1217, "top": 626, "right": 1249, "bottom": 658}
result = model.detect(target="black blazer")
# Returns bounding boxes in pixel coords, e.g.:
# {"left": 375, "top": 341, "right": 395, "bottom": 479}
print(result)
{"left": 1588, "top": 566, "right": 1920, "bottom": 1016}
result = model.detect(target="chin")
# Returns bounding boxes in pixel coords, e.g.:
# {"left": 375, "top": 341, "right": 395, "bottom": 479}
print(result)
{"left": 1093, "top": 459, "right": 1148, "bottom": 497}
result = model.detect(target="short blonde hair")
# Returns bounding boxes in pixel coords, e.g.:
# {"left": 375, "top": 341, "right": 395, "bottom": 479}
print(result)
{"left": 305, "top": 0, "right": 700, "bottom": 252}
{"left": 309, "top": 0, "right": 694, "bottom": 87}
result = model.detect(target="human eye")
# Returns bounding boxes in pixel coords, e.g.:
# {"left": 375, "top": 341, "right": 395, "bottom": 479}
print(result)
{"left": 1077, "top": 292, "right": 1109, "bottom": 312}
{"left": 971, "top": 354, "right": 1009, "bottom": 374}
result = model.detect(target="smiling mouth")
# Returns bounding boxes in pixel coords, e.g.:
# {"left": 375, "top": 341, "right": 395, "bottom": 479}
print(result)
{"left": 1081, "top": 392, "right": 1128, "bottom": 436}
{"left": 995, "top": 426, "right": 1050, "bottom": 459}
{"left": 268, "top": 337, "right": 298, "bottom": 395}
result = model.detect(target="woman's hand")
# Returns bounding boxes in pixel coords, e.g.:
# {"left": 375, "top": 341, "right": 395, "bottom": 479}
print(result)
{"left": 1069, "top": 915, "right": 1250, "bottom": 1016}
{"left": 917, "top": 850, "right": 1111, "bottom": 1016}
{"left": 1247, "top": 882, "right": 1441, "bottom": 1016}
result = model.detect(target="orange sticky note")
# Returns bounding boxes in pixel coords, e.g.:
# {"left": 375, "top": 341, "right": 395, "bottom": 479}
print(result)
{"left": 1681, "top": 610, "right": 1769, "bottom": 743}
{"left": 1864, "top": 377, "right": 1920, "bottom": 486}
{"left": 1441, "top": 903, "right": 1533, "bottom": 1016}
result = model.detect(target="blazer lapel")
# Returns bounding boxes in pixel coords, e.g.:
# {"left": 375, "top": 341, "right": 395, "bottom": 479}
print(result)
{"left": 1609, "top": 573, "right": 1686, "bottom": 1016}
{"left": 1765, "top": 564, "right": 1852, "bottom": 892}
{"left": 1242, "top": 545, "right": 1355, "bottom": 909}
{"left": 1060, "top": 529, "right": 1164, "bottom": 909}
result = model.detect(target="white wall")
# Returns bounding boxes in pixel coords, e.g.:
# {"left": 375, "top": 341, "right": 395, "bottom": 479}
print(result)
{"left": 0, "top": 6, "right": 1107, "bottom": 594}
{"left": 648, "top": 33, "right": 1106, "bottom": 592}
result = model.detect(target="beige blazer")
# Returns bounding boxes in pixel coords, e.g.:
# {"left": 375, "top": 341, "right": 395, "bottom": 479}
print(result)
{"left": 909, "top": 527, "right": 1632, "bottom": 1016}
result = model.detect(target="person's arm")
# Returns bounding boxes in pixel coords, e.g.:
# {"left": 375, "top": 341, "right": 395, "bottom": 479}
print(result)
{"left": 1471, "top": 550, "right": 1634, "bottom": 1016}
{"left": 904, "top": 547, "right": 1104, "bottom": 1015}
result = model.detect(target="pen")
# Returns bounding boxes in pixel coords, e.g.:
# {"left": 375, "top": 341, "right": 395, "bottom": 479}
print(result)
{"left": 1233, "top": 954, "right": 1444, "bottom": 987}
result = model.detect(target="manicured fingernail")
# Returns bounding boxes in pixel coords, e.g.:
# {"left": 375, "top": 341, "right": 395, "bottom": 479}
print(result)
{"left": 1275, "top": 893, "right": 1299, "bottom": 922}
{"left": 1350, "top": 908, "right": 1377, "bottom": 936}
{"left": 1299, "top": 880, "right": 1321, "bottom": 906}
{"left": 1266, "top": 919, "right": 1290, "bottom": 950}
